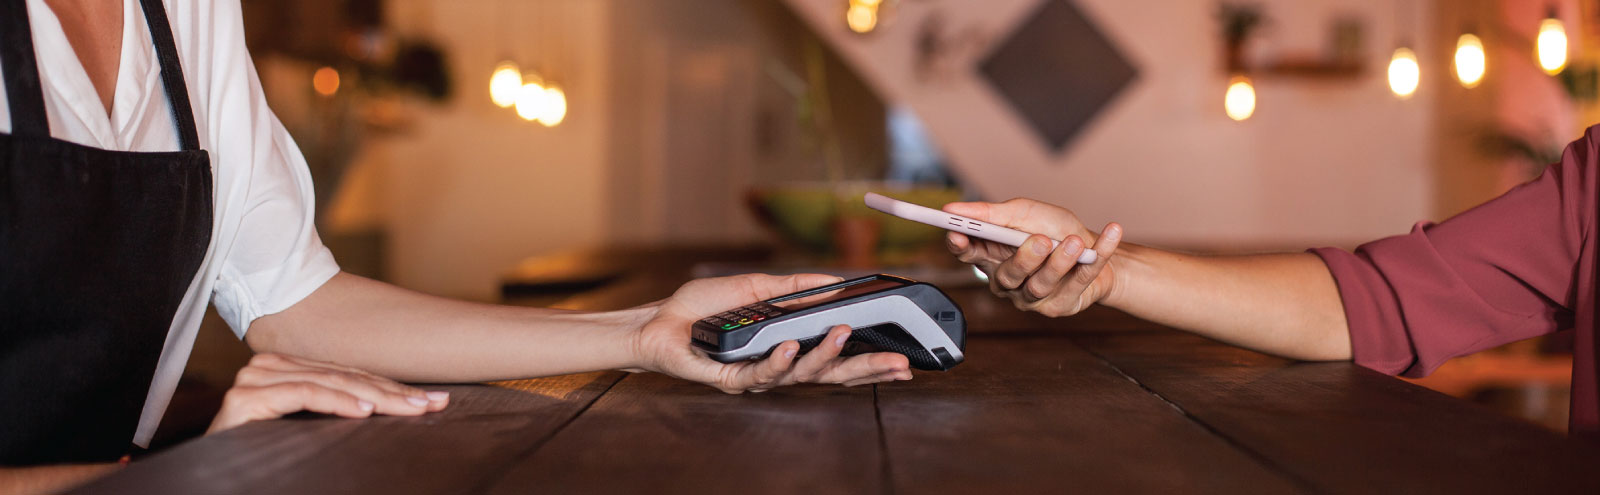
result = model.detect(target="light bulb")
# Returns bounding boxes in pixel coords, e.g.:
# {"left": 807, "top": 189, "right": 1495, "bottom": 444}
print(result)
{"left": 1538, "top": 17, "right": 1568, "bottom": 75}
{"left": 1388, "top": 47, "right": 1420, "bottom": 99}
{"left": 313, "top": 66, "right": 340, "bottom": 97}
{"left": 846, "top": 4, "right": 878, "bottom": 33}
{"left": 1454, "top": 33, "right": 1486, "bottom": 88}
{"left": 489, "top": 61, "right": 523, "bottom": 108}
{"left": 1224, "top": 76, "right": 1255, "bottom": 121}
{"left": 515, "top": 80, "right": 547, "bottom": 121}
{"left": 538, "top": 86, "right": 567, "bottom": 127}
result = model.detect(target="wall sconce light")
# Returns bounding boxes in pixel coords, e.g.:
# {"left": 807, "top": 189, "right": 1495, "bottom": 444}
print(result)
{"left": 1454, "top": 32, "right": 1486, "bottom": 88}
{"left": 1224, "top": 75, "right": 1256, "bottom": 121}
{"left": 1537, "top": 7, "right": 1568, "bottom": 75}
{"left": 1387, "top": 47, "right": 1420, "bottom": 99}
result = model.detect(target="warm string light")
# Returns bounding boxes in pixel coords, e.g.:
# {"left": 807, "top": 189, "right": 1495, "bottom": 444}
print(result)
{"left": 1537, "top": 14, "right": 1568, "bottom": 75}
{"left": 1388, "top": 47, "right": 1420, "bottom": 99}
{"left": 1454, "top": 33, "right": 1486, "bottom": 88}
{"left": 1224, "top": 75, "right": 1255, "bottom": 121}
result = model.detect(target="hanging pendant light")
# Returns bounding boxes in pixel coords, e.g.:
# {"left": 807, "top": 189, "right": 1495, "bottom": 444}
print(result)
{"left": 1388, "top": 47, "right": 1420, "bottom": 99}
{"left": 489, "top": 61, "right": 523, "bottom": 108}
{"left": 1537, "top": 7, "right": 1568, "bottom": 75}
{"left": 846, "top": 0, "right": 881, "bottom": 34}
{"left": 537, "top": 85, "right": 567, "bottom": 127}
{"left": 1454, "top": 32, "right": 1486, "bottom": 88}
{"left": 1224, "top": 75, "right": 1256, "bottom": 121}
{"left": 515, "top": 78, "right": 548, "bottom": 121}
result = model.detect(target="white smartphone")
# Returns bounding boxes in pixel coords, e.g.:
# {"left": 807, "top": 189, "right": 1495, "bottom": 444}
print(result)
{"left": 864, "top": 192, "right": 1098, "bottom": 264}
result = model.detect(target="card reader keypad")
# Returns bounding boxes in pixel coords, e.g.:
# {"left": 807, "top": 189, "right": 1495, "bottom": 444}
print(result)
{"left": 701, "top": 302, "right": 785, "bottom": 331}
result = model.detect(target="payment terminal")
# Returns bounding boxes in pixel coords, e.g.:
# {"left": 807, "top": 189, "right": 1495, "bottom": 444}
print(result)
{"left": 691, "top": 275, "right": 966, "bottom": 371}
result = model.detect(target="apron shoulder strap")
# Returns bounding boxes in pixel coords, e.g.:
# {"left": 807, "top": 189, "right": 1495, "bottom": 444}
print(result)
{"left": 0, "top": 0, "right": 50, "bottom": 138}
{"left": 137, "top": 0, "right": 200, "bottom": 152}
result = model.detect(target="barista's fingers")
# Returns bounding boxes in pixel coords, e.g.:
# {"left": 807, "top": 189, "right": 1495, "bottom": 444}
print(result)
{"left": 784, "top": 326, "right": 852, "bottom": 384}
{"left": 841, "top": 369, "right": 914, "bottom": 387}
{"left": 722, "top": 340, "right": 798, "bottom": 393}
{"left": 813, "top": 352, "right": 911, "bottom": 385}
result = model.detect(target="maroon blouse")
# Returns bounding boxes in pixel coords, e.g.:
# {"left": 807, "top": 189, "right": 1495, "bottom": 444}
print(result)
{"left": 1311, "top": 126, "right": 1600, "bottom": 434}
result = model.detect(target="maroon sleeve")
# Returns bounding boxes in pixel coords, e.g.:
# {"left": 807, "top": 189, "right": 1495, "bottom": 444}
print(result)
{"left": 1311, "top": 127, "right": 1599, "bottom": 377}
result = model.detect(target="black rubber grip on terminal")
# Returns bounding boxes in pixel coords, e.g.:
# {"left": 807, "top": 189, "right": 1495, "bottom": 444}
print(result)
{"left": 778, "top": 323, "right": 944, "bottom": 370}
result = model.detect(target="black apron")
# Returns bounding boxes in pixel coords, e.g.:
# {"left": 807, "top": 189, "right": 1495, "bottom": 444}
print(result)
{"left": 0, "top": 0, "right": 213, "bottom": 464}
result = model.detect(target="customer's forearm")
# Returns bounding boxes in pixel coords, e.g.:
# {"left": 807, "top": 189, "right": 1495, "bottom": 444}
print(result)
{"left": 246, "top": 273, "right": 653, "bottom": 383}
{"left": 1102, "top": 244, "right": 1352, "bottom": 361}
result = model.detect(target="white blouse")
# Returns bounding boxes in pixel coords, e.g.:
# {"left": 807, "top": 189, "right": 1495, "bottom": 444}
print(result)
{"left": 0, "top": 0, "right": 340, "bottom": 446}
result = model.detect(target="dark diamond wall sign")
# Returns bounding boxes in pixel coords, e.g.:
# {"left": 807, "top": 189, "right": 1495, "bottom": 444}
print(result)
{"left": 979, "top": 0, "right": 1138, "bottom": 153}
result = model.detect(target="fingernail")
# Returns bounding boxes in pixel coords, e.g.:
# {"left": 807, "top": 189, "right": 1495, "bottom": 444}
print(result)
{"left": 1066, "top": 237, "right": 1082, "bottom": 252}
{"left": 784, "top": 348, "right": 797, "bottom": 358}
{"left": 407, "top": 396, "right": 429, "bottom": 407}
{"left": 358, "top": 400, "right": 375, "bottom": 412}
{"left": 836, "top": 332, "right": 851, "bottom": 347}
{"left": 426, "top": 391, "right": 449, "bottom": 401}
{"left": 1031, "top": 239, "right": 1050, "bottom": 255}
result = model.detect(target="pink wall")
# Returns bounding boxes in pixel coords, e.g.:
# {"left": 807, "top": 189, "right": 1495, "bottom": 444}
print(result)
{"left": 785, "top": 0, "right": 1439, "bottom": 249}
{"left": 1492, "top": 0, "right": 1580, "bottom": 191}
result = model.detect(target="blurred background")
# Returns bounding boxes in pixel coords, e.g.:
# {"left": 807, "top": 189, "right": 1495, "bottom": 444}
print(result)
{"left": 161, "top": 0, "right": 1600, "bottom": 445}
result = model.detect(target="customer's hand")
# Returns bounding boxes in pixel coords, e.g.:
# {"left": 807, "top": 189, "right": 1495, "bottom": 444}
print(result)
{"left": 208, "top": 353, "right": 450, "bottom": 434}
{"left": 943, "top": 198, "right": 1124, "bottom": 317}
{"left": 632, "top": 274, "right": 913, "bottom": 393}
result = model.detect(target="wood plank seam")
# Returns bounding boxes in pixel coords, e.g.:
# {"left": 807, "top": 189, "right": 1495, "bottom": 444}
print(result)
{"left": 872, "top": 383, "right": 894, "bottom": 495}
{"left": 1078, "top": 345, "right": 1327, "bottom": 495}
{"left": 464, "top": 372, "right": 628, "bottom": 493}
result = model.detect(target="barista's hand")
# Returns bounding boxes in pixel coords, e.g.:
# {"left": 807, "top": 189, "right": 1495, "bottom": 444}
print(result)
{"left": 208, "top": 353, "right": 449, "bottom": 434}
{"left": 943, "top": 198, "right": 1124, "bottom": 318}
{"left": 632, "top": 274, "right": 913, "bottom": 393}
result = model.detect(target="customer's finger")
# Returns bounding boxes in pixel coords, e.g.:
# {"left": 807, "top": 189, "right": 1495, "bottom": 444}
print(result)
{"left": 946, "top": 231, "right": 973, "bottom": 258}
{"left": 1059, "top": 223, "right": 1123, "bottom": 300}
{"left": 1021, "top": 236, "right": 1087, "bottom": 302}
{"left": 992, "top": 234, "right": 1053, "bottom": 290}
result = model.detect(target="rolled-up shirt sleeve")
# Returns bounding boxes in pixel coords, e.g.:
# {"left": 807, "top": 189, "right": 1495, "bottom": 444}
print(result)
{"left": 1311, "top": 128, "right": 1597, "bottom": 377}
{"left": 188, "top": 0, "right": 340, "bottom": 337}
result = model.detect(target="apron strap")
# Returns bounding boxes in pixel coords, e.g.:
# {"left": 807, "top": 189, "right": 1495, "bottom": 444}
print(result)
{"left": 0, "top": 0, "right": 50, "bottom": 138}
{"left": 137, "top": 0, "right": 200, "bottom": 151}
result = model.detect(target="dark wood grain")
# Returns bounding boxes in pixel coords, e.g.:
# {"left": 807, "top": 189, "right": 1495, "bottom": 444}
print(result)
{"left": 77, "top": 246, "right": 1600, "bottom": 493}
{"left": 876, "top": 336, "right": 1304, "bottom": 494}
{"left": 74, "top": 373, "right": 623, "bottom": 495}
{"left": 485, "top": 372, "right": 884, "bottom": 494}
{"left": 1073, "top": 331, "right": 1600, "bottom": 494}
